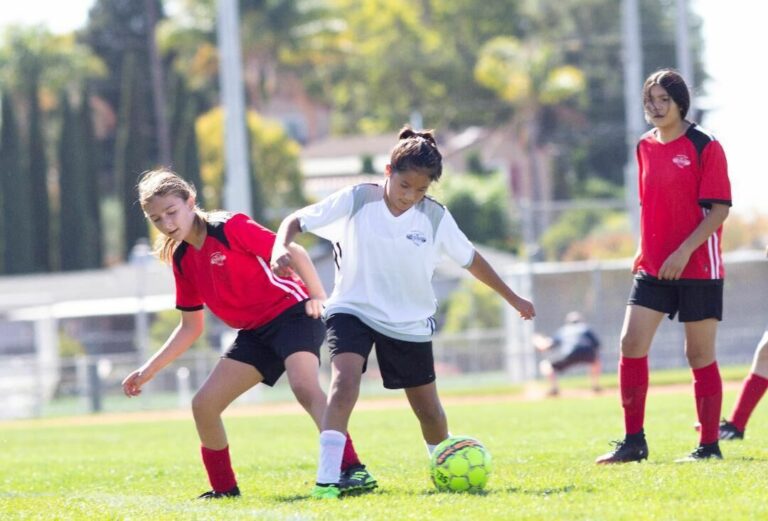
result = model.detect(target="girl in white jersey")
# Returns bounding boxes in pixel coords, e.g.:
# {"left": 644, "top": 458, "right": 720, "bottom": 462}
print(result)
{"left": 271, "top": 126, "right": 536, "bottom": 498}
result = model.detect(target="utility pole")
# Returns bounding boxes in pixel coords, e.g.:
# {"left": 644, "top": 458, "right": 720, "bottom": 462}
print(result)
{"left": 675, "top": 0, "right": 694, "bottom": 106}
{"left": 145, "top": 0, "right": 171, "bottom": 166}
{"left": 217, "top": 0, "right": 252, "bottom": 215}
{"left": 621, "top": 0, "right": 644, "bottom": 238}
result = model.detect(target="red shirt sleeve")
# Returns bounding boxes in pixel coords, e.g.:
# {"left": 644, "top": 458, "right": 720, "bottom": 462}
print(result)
{"left": 225, "top": 213, "right": 276, "bottom": 259}
{"left": 698, "top": 140, "right": 731, "bottom": 206}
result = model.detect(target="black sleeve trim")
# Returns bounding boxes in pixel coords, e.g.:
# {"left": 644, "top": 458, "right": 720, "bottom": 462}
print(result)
{"left": 698, "top": 198, "right": 732, "bottom": 209}
{"left": 172, "top": 242, "right": 190, "bottom": 275}
{"left": 177, "top": 304, "right": 204, "bottom": 312}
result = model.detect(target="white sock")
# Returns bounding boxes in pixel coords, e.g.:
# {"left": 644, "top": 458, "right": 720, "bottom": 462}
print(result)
{"left": 317, "top": 430, "right": 346, "bottom": 485}
{"left": 426, "top": 433, "right": 452, "bottom": 457}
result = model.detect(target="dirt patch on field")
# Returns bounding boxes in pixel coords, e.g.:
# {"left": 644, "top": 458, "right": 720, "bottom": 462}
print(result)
{"left": 0, "top": 381, "right": 742, "bottom": 430}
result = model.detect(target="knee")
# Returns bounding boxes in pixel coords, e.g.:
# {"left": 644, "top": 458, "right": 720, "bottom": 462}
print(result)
{"left": 191, "top": 391, "right": 220, "bottom": 421}
{"left": 620, "top": 332, "right": 646, "bottom": 357}
{"left": 290, "top": 380, "right": 320, "bottom": 406}
{"left": 685, "top": 350, "right": 714, "bottom": 368}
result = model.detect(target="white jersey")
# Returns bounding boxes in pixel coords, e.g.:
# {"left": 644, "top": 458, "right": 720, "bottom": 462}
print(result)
{"left": 297, "top": 182, "right": 475, "bottom": 341}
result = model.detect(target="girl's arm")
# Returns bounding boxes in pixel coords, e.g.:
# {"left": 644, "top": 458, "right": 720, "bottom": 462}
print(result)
{"left": 466, "top": 251, "right": 536, "bottom": 320}
{"left": 657, "top": 203, "right": 730, "bottom": 280}
{"left": 271, "top": 213, "right": 303, "bottom": 277}
{"left": 122, "top": 309, "right": 205, "bottom": 397}
{"left": 286, "top": 242, "right": 328, "bottom": 318}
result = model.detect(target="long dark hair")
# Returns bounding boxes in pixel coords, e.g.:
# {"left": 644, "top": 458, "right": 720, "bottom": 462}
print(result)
{"left": 643, "top": 68, "right": 691, "bottom": 119}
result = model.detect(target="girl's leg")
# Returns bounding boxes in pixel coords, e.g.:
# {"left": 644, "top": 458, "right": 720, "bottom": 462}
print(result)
{"left": 590, "top": 358, "right": 602, "bottom": 392}
{"left": 727, "top": 331, "right": 768, "bottom": 433}
{"left": 404, "top": 382, "right": 449, "bottom": 451}
{"left": 193, "top": 358, "right": 262, "bottom": 493}
{"left": 284, "top": 351, "right": 363, "bottom": 470}
{"left": 284, "top": 351, "right": 327, "bottom": 428}
{"left": 619, "top": 305, "right": 665, "bottom": 435}
{"left": 315, "top": 353, "right": 366, "bottom": 488}
{"left": 684, "top": 318, "right": 721, "bottom": 446}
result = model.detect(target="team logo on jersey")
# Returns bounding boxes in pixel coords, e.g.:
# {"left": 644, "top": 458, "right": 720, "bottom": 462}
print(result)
{"left": 406, "top": 230, "right": 427, "bottom": 246}
{"left": 210, "top": 252, "right": 227, "bottom": 266}
{"left": 672, "top": 154, "right": 691, "bottom": 168}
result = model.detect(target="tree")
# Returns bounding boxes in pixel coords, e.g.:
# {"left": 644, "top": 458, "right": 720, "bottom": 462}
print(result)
{"left": 196, "top": 107, "right": 304, "bottom": 225}
{"left": 114, "top": 52, "right": 153, "bottom": 255}
{"left": 58, "top": 93, "right": 91, "bottom": 270}
{"left": 27, "top": 78, "right": 50, "bottom": 271}
{"left": 475, "top": 35, "right": 586, "bottom": 240}
{"left": 0, "top": 93, "right": 33, "bottom": 274}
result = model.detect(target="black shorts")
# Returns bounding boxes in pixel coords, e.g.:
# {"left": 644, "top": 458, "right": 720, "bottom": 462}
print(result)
{"left": 223, "top": 301, "right": 325, "bottom": 386}
{"left": 551, "top": 347, "right": 598, "bottom": 372}
{"left": 325, "top": 313, "right": 435, "bottom": 390}
{"left": 628, "top": 277, "right": 723, "bottom": 322}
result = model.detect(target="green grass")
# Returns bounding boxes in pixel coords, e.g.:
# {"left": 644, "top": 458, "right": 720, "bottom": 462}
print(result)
{"left": 2, "top": 383, "right": 767, "bottom": 520}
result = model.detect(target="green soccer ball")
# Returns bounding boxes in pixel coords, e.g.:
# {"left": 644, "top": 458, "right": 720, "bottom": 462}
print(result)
{"left": 430, "top": 436, "right": 492, "bottom": 493}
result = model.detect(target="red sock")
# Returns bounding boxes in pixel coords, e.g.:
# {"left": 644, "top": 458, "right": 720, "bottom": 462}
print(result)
{"left": 729, "top": 372, "right": 768, "bottom": 431}
{"left": 693, "top": 362, "right": 723, "bottom": 445}
{"left": 620, "top": 355, "right": 649, "bottom": 435}
{"left": 341, "top": 432, "right": 361, "bottom": 471}
{"left": 201, "top": 445, "right": 237, "bottom": 492}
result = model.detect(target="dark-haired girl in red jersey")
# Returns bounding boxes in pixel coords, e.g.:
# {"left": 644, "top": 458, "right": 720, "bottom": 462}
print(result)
{"left": 121, "top": 169, "right": 374, "bottom": 498}
{"left": 595, "top": 69, "right": 731, "bottom": 464}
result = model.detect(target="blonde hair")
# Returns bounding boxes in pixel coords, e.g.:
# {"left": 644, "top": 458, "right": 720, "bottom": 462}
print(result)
{"left": 137, "top": 169, "right": 207, "bottom": 263}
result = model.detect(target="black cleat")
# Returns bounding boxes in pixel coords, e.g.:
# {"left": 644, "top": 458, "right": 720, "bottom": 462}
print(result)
{"left": 675, "top": 442, "right": 723, "bottom": 462}
{"left": 595, "top": 436, "right": 649, "bottom": 464}
{"left": 339, "top": 464, "right": 378, "bottom": 495}
{"left": 719, "top": 420, "right": 744, "bottom": 440}
{"left": 198, "top": 485, "right": 241, "bottom": 499}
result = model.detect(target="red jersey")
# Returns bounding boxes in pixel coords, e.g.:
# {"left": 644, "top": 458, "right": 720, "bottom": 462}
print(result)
{"left": 172, "top": 213, "right": 308, "bottom": 329}
{"left": 634, "top": 123, "right": 731, "bottom": 280}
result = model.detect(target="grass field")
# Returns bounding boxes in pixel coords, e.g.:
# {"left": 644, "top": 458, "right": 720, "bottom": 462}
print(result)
{"left": 2, "top": 376, "right": 768, "bottom": 520}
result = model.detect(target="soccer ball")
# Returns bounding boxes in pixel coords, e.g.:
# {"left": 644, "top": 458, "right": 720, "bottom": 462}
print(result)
{"left": 430, "top": 436, "right": 492, "bottom": 493}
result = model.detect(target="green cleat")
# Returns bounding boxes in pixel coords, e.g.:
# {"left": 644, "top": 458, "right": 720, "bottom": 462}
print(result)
{"left": 310, "top": 484, "right": 341, "bottom": 499}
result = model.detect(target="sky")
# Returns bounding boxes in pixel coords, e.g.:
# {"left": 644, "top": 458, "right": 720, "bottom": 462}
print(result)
{"left": 0, "top": 0, "right": 765, "bottom": 216}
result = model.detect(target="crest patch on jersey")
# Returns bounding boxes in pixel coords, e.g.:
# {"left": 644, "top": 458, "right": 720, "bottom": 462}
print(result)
{"left": 406, "top": 231, "right": 427, "bottom": 246}
{"left": 672, "top": 154, "right": 691, "bottom": 168}
{"left": 210, "top": 252, "right": 227, "bottom": 266}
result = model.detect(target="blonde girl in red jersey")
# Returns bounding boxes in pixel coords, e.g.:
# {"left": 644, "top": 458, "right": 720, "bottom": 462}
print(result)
{"left": 595, "top": 69, "right": 731, "bottom": 464}
{"left": 122, "top": 169, "right": 374, "bottom": 498}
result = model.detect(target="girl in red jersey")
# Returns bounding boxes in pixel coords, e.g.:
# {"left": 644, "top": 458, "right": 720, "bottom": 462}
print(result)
{"left": 595, "top": 69, "right": 731, "bottom": 464}
{"left": 121, "top": 169, "right": 374, "bottom": 498}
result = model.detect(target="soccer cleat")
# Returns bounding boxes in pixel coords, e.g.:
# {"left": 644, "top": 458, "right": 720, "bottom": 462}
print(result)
{"left": 339, "top": 464, "right": 378, "bottom": 495}
{"left": 197, "top": 485, "right": 241, "bottom": 499}
{"left": 675, "top": 442, "right": 723, "bottom": 462}
{"left": 310, "top": 483, "right": 341, "bottom": 499}
{"left": 595, "top": 437, "right": 649, "bottom": 464}
{"left": 718, "top": 420, "right": 744, "bottom": 440}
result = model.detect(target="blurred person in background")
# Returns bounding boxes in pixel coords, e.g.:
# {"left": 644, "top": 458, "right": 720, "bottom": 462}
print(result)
{"left": 535, "top": 311, "right": 601, "bottom": 396}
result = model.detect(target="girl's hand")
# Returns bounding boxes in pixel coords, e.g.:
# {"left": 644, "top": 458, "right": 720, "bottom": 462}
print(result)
{"left": 270, "top": 245, "right": 293, "bottom": 277}
{"left": 122, "top": 369, "right": 150, "bottom": 397}
{"left": 658, "top": 248, "right": 691, "bottom": 280}
{"left": 513, "top": 297, "right": 536, "bottom": 320}
{"left": 304, "top": 297, "right": 326, "bottom": 319}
